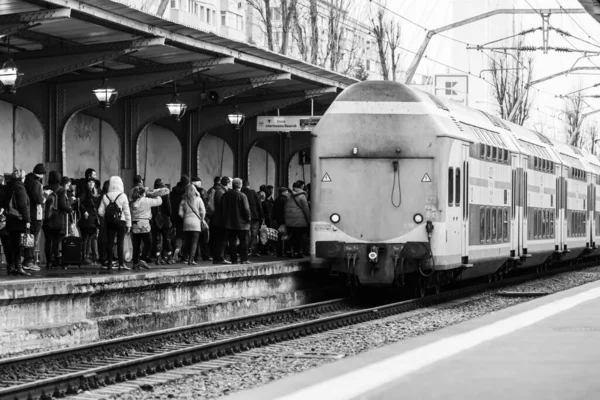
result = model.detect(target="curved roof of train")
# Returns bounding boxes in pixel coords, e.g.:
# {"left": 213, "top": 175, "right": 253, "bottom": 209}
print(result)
{"left": 406, "top": 83, "right": 600, "bottom": 174}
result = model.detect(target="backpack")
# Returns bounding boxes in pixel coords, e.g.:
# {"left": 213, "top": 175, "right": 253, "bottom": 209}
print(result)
{"left": 206, "top": 188, "right": 215, "bottom": 215}
{"left": 153, "top": 206, "right": 166, "bottom": 229}
{"left": 44, "top": 191, "right": 58, "bottom": 222}
{"left": 104, "top": 193, "right": 123, "bottom": 225}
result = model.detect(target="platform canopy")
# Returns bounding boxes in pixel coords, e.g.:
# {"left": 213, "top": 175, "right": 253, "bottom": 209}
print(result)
{"left": 0, "top": 0, "right": 357, "bottom": 115}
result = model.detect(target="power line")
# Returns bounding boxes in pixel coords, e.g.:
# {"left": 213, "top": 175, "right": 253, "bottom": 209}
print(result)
{"left": 555, "top": 0, "right": 600, "bottom": 48}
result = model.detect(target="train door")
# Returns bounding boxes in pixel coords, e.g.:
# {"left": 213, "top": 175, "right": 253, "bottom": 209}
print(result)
{"left": 588, "top": 175, "right": 595, "bottom": 249}
{"left": 447, "top": 146, "right": 462, "bottom": 264}
{"left": 461, "top": 144, "right": 470, "bottom": 263}
{"left": 510, "top": 153, "right": 520, "bottom": 257}
{"left": 555, "top": 163, "right": 562, "bottom": 253}
{"left": 520, "top": 156, "right": 529, "bottom": 256}
{"left": 559, "top": 165, "right": 569, "bottom": 252}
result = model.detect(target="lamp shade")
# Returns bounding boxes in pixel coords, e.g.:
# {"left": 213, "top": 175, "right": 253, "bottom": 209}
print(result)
{"left": 166, "top": 98, "right": 187, "bottom": 121}
{"left": 0, "top": 59, "right": 19, "bottom": 92}
{"left": 227, "top": 110, "right": 245, "bottom": 127}
{"left": 93, "top": 81, "right": 118, "bottom": 109}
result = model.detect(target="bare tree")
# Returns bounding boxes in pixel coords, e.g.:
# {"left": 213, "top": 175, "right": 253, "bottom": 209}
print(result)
{"left": 488, "top": 47, "right": 534, "bottom": 126}
{"left": 350, "top": 59, "right": 369, "bottom": 81}
{"left": 371, "top": 8, "right": 389, "bottom": 80}
{"left": 248, "top": 0, "right": 274, "bottom": 51}
{"left": 279, "top": 0, "right": 298, "bottom": 54}
{"left": 564, "top": 92, "right": 585, "bottom": 148}
{"left": 309, "top": 0, "right": 319, "bottom": 64}
{"left": 386, "top": 20, "right": 401, "bottom": 81}
{"left": 589, "top": 124, "right": 599, "bottom": 155}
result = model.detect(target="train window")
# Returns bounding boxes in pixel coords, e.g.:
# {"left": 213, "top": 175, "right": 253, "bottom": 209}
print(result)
{"left": 455, "top": 168, "right": 461, "bottom": 206}
{"left": 480, "top": 207, "right": 485, "bottom": 243}
{"left": 492, "top": 147, "right": 497, "bottom": 161}
{"left": 534, "top": 210, "right": 538, "bottom": 238}
{"left": 448, "top": 168, "right": 454, "bottom": 206}
{"left": 543, "top": 210, "right": 547, "bottom": 238}
{"left": 551, "top": 194, "right": 553, "bottom": 208}
{"left": 538, "top": 209, "right": 542, "bottom": 239}
{"left": 550, "top": 211, "right": 554, "bottom": 237}
{"left": 584, "top": 212, "right": 587, "bottom": 236}
{"left": 496, "top": 208, "right": 503, "bottom": 242}
{"left": 503, "top": 208, "right": 509, "bottom": 241}
{"left": 504, "top": 149, "right": 509, "bottom": 162}
{"left": 486, "top": 207, "right": 491, "bottom": 242}
{"left": 504, "top": 189, "right": 508, "bottom": 205}
{"left": 480, "top": 144, "right": 485, "bottom": 158}
{"left": 486, "top": 145, "right": 492, "bottom": 159}
{"left": 491, "top": 208, "right": 497, "bottom": 241}
{"left": 534, "top": 157, "right": 538, "bottom": 169}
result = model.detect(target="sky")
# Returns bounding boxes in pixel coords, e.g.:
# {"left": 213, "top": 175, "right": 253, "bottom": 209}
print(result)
{"left": 363, "top": 0, "right": 600, "bottom": 144}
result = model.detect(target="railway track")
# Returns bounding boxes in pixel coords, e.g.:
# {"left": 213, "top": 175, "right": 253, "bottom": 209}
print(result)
{"left": 0, "top": 262, "right": 592, "bottom": 400}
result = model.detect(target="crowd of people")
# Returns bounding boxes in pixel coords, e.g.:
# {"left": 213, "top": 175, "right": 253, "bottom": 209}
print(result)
{"left": 0, "top": 164, "right": 311, "bottom": 276}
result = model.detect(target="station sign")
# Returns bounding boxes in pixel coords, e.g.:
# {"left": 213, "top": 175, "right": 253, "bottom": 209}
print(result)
{"left": 434, "top": 75, "right": 468, "bottom": 106}
{"left": 257, "top": 116, "right": 321, "bottom": 132}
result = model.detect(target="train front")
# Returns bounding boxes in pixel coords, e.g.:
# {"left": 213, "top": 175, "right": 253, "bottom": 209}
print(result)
{"left": 310, "top": 81, "right": 444, "bottom": 287}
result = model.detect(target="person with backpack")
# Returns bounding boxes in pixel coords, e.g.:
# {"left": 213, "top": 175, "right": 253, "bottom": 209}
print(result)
{"left": 79, "top": 177, "right": 101, "bottom": 265}
{"left": 151, "top": 178, "right": 172, "bottom": 265}
{"left": 178, "top": 184, "right": 206, "bottom": 266}
{"left": 98, "top": 176, "right": 131, "bottom": 270}
{"left": 43, "top": 171, "right": 72, "bottom": 269}
{"left": 130, "top": 186, "right": 162, "bottom": 270}
{"left": 4, "top": 169, "right": 31, "bottom": 276}
{"left": 23, "top": 163, "right": 46, "bottom": 271}
{"left": 170, "top": 175, "right": 190, "bottom": 262}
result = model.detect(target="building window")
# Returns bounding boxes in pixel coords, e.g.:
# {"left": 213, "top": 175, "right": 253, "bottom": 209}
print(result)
{"left": 213, "top": 10, "right": 216, "bottom": 26}
{"left": 206, "top": 8, "right": 210, "bottom": 23}
{"left": 236, "top": 14, "right": 244, "bottom": 30}
{"left": 221, "top": 11, "right": 226, "bottom": 26}
{"left": 171, "top": 0, "right": 179, "bottom": 8}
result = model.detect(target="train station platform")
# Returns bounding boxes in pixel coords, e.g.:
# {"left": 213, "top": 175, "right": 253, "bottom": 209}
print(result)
{"left": 226, "top": 278, "right": 600, "bottom": 400}
{"left": 0, "top": 257, "right": 336, "bottom": 357}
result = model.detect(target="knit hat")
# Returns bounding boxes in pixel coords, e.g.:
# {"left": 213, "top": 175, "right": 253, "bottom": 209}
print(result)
{"left": 154, "top": 178, "right": 166, "bottom": 189}
{"left": 191, "top": 176, "right": 201, "bottom": 183}
{"left": 179, "top": 175, "right": 191, "bottom": 186}
{"left": 133, "top": 175, "right": 143, "bottom": 185}
{"left": 33, "top": 163, "right": 47, "bottom": 175}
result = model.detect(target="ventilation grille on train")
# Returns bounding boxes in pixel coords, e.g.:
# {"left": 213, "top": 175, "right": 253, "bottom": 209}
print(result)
{"left": 425, "top": 92, "right": 449, "bottom": 111}
{"left": 450, "top": 115, "right": 464, "bottom": 132}
{"left": 479, "top": 110, "right": 511, "bottom": 131}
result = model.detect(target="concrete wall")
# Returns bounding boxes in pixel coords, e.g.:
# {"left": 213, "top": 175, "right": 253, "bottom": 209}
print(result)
{"left": 64, "top": 113, "right": 120, "bottom": 182}
{"left": 288, "top": 150, "right": 311, "bottom": 185}
{"left": 197, "top": 133, "right": 234, "bottom": 181}
{"left": 137, "top": 124, "right": 182, "bottom": 188}
{"left": 0, "top": 100, "right": 44, "bottom": 175}
{"left": 248, "top": 145, "right": 275, "bottom": 189}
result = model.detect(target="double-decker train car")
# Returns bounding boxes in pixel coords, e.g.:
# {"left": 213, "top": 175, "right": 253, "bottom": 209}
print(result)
{"left": 310, "top": 80, "right": 600, "bottom": 296}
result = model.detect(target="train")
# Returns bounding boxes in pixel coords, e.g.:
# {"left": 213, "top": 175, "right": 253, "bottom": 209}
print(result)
{"left": 310, "top": 80, "right": 600, "bottom": 296}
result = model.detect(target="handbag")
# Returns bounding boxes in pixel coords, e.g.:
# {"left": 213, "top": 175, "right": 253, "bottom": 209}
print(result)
{"left": 6, "top": 193, "right": 22, "bottom": 220}
{"left": 132, "top": 219, "right": 151, "bottom": 234}
{"left": 187, "top": 201, "right": 207, "bottom": 231}
{"left": 278, "top": 224, "right": 289, "bottom": 241}
{"left": 20, "top": 229, "right": 34, "bottom": 248}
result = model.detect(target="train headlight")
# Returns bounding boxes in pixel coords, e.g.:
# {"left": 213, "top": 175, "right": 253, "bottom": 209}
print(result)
{"left": 413, "top": 213, "right": 424, "bottom": 224}
{"left": 330, "top": 213, "right": 341, "bottom": 224}
{"left": 368, "top": 251, "right": 378, "bottom": 261}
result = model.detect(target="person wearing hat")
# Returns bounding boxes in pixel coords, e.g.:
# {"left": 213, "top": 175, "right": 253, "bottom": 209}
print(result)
{"left": 22, "top": 163, "right": 47, "bottom": 271}
{"left": 151, "top": 178, "right": 173, "bottom": 264}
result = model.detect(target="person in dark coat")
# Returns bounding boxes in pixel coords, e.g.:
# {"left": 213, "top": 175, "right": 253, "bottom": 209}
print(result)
{"left": 221, "top": 178, "right": 251, "bottom": 264}
{"left": 151, "top": 178, "right": 173, "bottom": 264}
{"left": 273, "top": 187, "right": 289, "bottom": 257}
{"left": 285, "top": 181, "right": 310, "bottom": 257}
{"left": 79, "top": 178, "right": 101, "bottom": 264}
{"left": 0, "top": 177, "right": 13, "bottom": 275}
{"left": 192, "top": 177, "right": 211, "bottom": 262}
{"left": 43, "top": 171, "right": 72, "bottom": 268}
{"left": 170, "top": 175, "right": 190, "bottom": 261}
{"left": 5, "top": 169, "right": 31, "bottom": 276}
{"left": 241, "top": 180, "right": 264, "bottom": 257}
{"left": 97, "top": 180, "right": 110, "bottom": 266}
{"left": 210, "top": 176, "right": 232, "bottom": 264}
{"left": 23, "top": 163, "right": 46, "bottom": 270}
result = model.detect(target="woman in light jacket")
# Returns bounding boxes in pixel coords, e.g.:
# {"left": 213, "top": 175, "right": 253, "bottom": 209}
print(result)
{"left": 178, "top": 184, "right": 205, "bottom": 265}
{"left": 130, "top": 186, "right": 162, "bottom": 270}
{"left": 98, "top": 176, "right": 131, "bottom": 270}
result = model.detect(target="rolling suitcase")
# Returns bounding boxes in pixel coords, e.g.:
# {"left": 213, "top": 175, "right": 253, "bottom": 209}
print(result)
{"left": 61, "top": 213, "right": 82, "bottom": 269}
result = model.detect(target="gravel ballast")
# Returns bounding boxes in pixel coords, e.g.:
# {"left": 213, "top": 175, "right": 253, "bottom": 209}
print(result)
{"left": 107, "top": 268, "right": 600, "bottom": 399}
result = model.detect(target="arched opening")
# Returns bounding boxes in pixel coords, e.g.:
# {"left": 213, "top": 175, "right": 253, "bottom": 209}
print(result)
{"left": 247, "top": 141, "right": 276, "bottom": 190}
{"left": 0, "top": 100, "right": 44, "bottom": 174}
{"left": 137, "top": 124, "right": 182, "bottom": 188}
{"left": 197, "top": 134, "right": 234, "bottom": 182}
{"left": 288, "top": 148, "right": 311, "bottom": 185}
{"left": 63, "top": 112, "right": 120, "bottom": 181}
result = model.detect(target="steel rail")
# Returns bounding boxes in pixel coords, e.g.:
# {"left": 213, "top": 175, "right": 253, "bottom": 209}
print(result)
{"left": 0, "top": 261, "right": 594, "bottom": 400}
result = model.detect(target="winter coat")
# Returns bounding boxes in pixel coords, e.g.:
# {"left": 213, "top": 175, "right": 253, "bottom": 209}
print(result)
{"left": 284, "top": 189, "right": 310, "bottom": 228}
{"left": 98, "top": 176, "right": 132, "bottom": 228}
{"left": 241, "top": 187, "right": 264, "bottom": 222}
{"left": 0, "top": 185, "right": 7, "bottom": 234}
{"left": 170, "top": 183, "right": 186, "bottom": 231}
{"left": 152, "top": 192, "right": 171, "bottom": 229}
{"left": 24, "top": 173, "right": 44, "bottom": 225}
{"left": 131, "top": 197, "right": 162, "bottom": 222}
{"left": 79, "top": 186, "right": 101, "bottom": 230}
{"left": 273, "top": 195, "right": 288, "bottom": 227}
{"left": 262, "top": 199, "right": 274, "bottom": 228}
{"left": 221, "top": 189, "right": 251, "bottom": 231}
{"left": 210, "top": 184, "right": 227, "bottom": 228}
{"left": 5, "top": 179, "right": 30, "bottom": 233}
{"left": 44, "top": 184, "right": 72, "bottom": 232}
{"left": 178, "top": 195, "right": 205, "bottom": 232}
